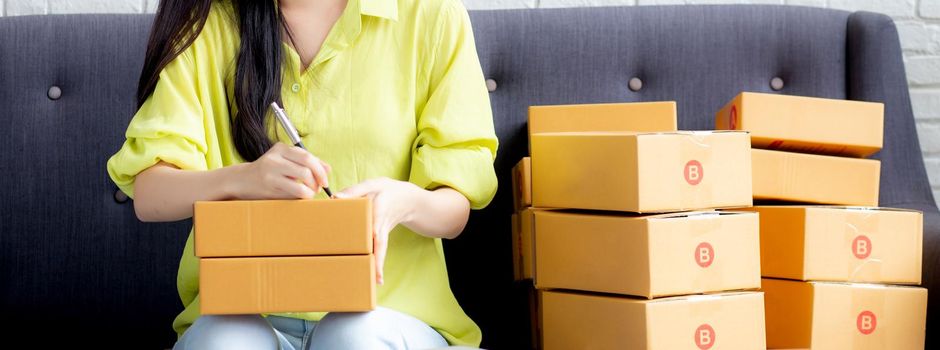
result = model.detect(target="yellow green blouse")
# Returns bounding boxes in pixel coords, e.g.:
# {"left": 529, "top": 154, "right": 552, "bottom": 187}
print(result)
{"left": 106, "top": 0, "right": 497, "bottom": 346}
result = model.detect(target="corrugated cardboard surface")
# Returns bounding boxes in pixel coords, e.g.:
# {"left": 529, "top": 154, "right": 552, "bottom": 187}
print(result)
{"left": 541, "top": 290, "right": 766, "bottom": 350}
{"left": 763, "top": 279, "right": 927, "bottom": 349}
{"left": 194, "top": 198, "right": 372, "bottom": 257}
{"left": 534, "top": 210, "right": 760, "bottom": 298}
{"left": 746, "top": 206, "right": 922, "bottom": 284}
{"left": 752, "top": 149, "right": 880, "bottom": 206}
{"left": 528, "top": 102, "right": 678, "bottom": 145}
{"left": 531, "top": 131, "right": 753, "bottom": 213}
{"left": 512, "top": 157, "right": 532, "bottom": 212}
{"left": 715, "top": 92, "right": 884, "bottom": 158}
{"left": 200, "top": 255, "right": 376, "bottom": 314}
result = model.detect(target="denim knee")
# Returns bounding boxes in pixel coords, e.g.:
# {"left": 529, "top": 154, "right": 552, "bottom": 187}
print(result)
{"left": 174, "top": 315, "right": 278, "bottom": 350}
{"left": 307, "top": 308, "right": 447, "bottom": 349}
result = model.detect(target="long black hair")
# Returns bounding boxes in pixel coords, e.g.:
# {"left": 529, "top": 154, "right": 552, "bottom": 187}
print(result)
{"left": 138, "top": 0, "right": 292, "bottom": 161}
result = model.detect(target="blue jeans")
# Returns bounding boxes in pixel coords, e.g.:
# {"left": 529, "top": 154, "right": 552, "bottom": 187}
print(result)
{"left": 172, "top": 307, "right": 451, "bottom": 350}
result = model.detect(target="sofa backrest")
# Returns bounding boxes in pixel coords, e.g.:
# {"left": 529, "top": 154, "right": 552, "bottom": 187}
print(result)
{"left": 0, "top": 5, "right": 932, "bottom": 348}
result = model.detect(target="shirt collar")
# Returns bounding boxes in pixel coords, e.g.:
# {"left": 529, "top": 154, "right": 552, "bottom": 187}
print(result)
{"left": 359, "top": 0, "right": 399, "bottom": 22}
{"left": 307, "top": 0, "right": 397, "bottom": 66}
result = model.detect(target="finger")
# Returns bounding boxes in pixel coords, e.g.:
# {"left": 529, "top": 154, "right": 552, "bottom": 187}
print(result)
{"left": 309, "top": 160, "right": 330, "bottom": 191}
{"left": 334, "top": 180, "right": 378, "bottom": 199}
{"left": 275, "top": 158, "right": 316, "bottom": 190}
{"left": 283, "top": 148, "right": 330, "bottom": 189}
{"left": 373, "top": 225, "right": 388, "bottom": 285}
{"left": 273, "top": 176, "right": 315, "bottom": 199}
{"left": 321, "top": 160, "right": 332, "bottom": 174}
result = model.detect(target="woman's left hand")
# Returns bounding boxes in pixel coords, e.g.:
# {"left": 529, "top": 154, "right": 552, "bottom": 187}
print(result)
{"left": 334, "top": 177, "right": 421, "bottom": 285}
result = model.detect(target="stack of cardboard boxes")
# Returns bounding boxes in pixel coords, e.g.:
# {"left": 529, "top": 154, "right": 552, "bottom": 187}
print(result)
{"left": 512, "top": 102, "right": 766, "bottom": 349}
{"left": 194, "top": 198, "right": 376, "bottom": 314}
{"left": 716, "top": 92, "right": 927, "bottom": 349}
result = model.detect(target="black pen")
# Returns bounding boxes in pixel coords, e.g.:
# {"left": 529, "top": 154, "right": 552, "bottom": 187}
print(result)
{"left": 270, "top": 102, "right": 334, "bottom": 198}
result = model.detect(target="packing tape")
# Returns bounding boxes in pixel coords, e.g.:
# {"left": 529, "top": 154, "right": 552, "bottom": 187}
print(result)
{"left": 679, "top": 132, "right": 715, "bottom": 211}
{"left": 850, "top": 284, "right": 888, "bottom": 348}
{"left": 843, "top": 207, "right": 882, "bottom": 282}
{"left": 686, "top": 292, "right": 725, "bottom": 347}
{"left": 686, "top": 212, "right": 724, "bottom": 292}
{"left": 687, "top": 294, "right": 724, "bottom": 318}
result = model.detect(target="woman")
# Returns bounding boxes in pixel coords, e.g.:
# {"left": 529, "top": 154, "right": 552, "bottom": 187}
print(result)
{"left": 106, "top": 0, "right": 497, "bottom": 348}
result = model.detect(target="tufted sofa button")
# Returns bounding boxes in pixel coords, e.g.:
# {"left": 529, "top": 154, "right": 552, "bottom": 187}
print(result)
{"left": 114, "top": 189, "right": 129, "bottom": 204}
{"left": 48, "top": 86, "right": 62, "bottom": 100}
{"left": 628, "top": 77, "right": 643, "bottom": 92}
{"left": 485, "top": 78, "right": 497, "bottom": 92}
{"left": 770, "top": 77, "right": 784, "bottom": 91}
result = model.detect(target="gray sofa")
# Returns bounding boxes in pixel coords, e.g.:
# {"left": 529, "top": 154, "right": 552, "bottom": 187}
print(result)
{"left": 1, "top": 4, "right": 937, "bottom": 349}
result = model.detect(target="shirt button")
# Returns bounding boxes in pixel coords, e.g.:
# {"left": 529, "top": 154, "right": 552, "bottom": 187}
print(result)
{"left": 291, "top": 83, "right": 301, "bottom": 93}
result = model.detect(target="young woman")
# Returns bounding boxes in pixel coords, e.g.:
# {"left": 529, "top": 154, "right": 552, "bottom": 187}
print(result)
{"left": 106, "top": 0, "right": 497, "bottom": 348}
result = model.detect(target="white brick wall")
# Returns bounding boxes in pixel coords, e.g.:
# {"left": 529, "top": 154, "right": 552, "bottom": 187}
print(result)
{"left": 2, "top": 0, "right": 939, "bottom": 206}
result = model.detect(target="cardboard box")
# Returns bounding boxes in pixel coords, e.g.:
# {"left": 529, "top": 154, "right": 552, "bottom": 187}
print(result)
{"left": 512, "top": 157, "right": 532, "bottom": 212}
{"left": 531, "top": 131, "right": 753, "bottom": 213}
{"left": 752, "top": 149, "right": 881, "bottom": 206}
{"left": 541, "top": 290, "right": 766, "bottom": 350}
{"left": 534, "top": 210, "right": 760, "bottom": 298}
{"left": 511, "top": 208, "right": 539, "bottom": 281}
{"left": 528, "top": 102, "right": 678, "bottom": 146}
{"left": 716, "top": 92, "right": 884, "bottom": 157}
{"left": 744, "top": 206, "right": 922, "bottom": 284}
{"left": 200, "top": 255, "right": 376, "bottom": 314}
{"left": 763, "top": 278, "right": 927, "bottom": 349}
{"left": 194, "top": 198, "right": 372, "bottom": 257}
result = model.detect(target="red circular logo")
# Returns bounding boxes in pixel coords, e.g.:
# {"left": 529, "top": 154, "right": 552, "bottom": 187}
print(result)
{"left": 695, "top": 242, "right": 715, "bottom": 268}
{"left": 852, "top": 235, "right": 872, "bottom": 259}
{"left": 684, "top": 160, "right": 704, "bottom": 185}
{"left": 857, "top": 311, "right": 877, "bottom": 335}
{"left": 729, "top": 105, "right": 738, "bottom": 130}
{"left": 694, "top": 324, "right": 716, "bottom": 349}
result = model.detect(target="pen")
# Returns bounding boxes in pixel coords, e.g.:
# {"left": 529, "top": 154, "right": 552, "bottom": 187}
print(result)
{"left": 270, "top": 102, "right": 334, "bottom": 198}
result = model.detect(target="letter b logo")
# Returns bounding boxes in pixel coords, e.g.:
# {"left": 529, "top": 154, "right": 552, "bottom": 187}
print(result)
{"left": 685, "top": 160, "right": 704, "bottom": 185}
{"left": 696, "top": 242, "right": 714, "bottom": 268}
{"left": 853, "top": 235, "right": 872, "bottom": 259}
{"left": 695, "top": 324, "right": 715, "bottom": 350}
{"left": 857, "top": 311, "right": 877, "bottom": 335}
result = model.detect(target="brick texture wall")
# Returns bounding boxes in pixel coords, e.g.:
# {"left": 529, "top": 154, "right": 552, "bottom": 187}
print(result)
{"left": 3, "top": 0, "right": 938, "bottom": 207}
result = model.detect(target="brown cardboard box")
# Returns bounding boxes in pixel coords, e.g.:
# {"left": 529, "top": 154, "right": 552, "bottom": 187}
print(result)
{"left": 752, "top": 149, "right": 881, "bottom": 206}
{"left": 534, "top": 210, "right": 760, "bottom": 298}
{"left": 541, "top": 290, "right": 766, "bottom": 350}
{"left": 511, "top": 208, "right": 539, "bottom": 281}
{"left": 528, "top": 102, "right": 678, "bottom": 145}
{"left": 512, "top": 157, "right": 532, "bottom": 212}
{"left": 200, "top": 255, "right": 376, "bottom": 314}
{"left": 763, "top": 278, "right": 927, "bottom": 349}
{"left": 716, "top": 92, "right": 884, "bottom": 157}
{"left": 194, "top": 198, "right": 372, "bottom": 257}
{"left": 743, "top": 206, "right": 922, "bottom": 284}
{"left": 531, "top": 131, "right": 753, "bottom": 213}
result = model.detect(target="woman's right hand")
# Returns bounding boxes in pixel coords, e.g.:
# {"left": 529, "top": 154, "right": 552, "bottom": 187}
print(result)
{"left": 231, "top": 142, "right": 332, "bottom": 200}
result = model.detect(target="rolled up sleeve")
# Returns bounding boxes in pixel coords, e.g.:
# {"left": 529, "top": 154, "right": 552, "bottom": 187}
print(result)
{"left": 409, "top": 1, "right": 498, "bottom": 209}
{"left": 107, "top": 50, "right": 208, "bottom": 199}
